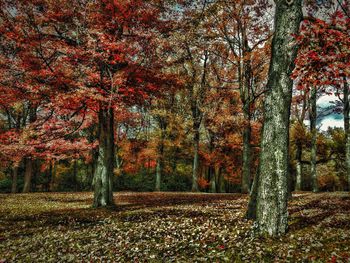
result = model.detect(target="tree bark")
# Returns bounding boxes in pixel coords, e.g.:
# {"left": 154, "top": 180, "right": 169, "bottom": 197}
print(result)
{"left": 155, "top": 119, "right": 166, "bottom": 192}
{"left": 192, "top": 129, "right": 200, "bottom": 192}
{"left": 252, "top": 0, "right": 302, "bottom": 236}
{"left": 11, "top": 165, "right": 19, "bottom": 193}
{"left": 343, "top": 78, "right": 350, "bottom": 191}
{"left": 217, "top": 167, "right": 225, "bottom": 193}
{"left": 295, "top": 143, "right": 303, "bottom": 191}
{"left": 310, "top": 87, "right": 318, "bottom": 192}
{"left": 73, "top": 159, "right": 79, "bottom": 191}
{"left": 241, "top": 32, "right": 253, "bottom": 194}
{"left": 155, "top": 157, "right": 162, "bottom": 191}
{"left": 23, "top": 158, "right": 33, "bottom": 193}
{"left": 241, "top": 108, "right": 252, "bottom": 193}
{"left": 93, "top": 107, "right": 115, "bottom": 208}
{"left": 246, "top": 168, "right": 259, "bottom": 220}
{"left": 22, "top": 105, "right": 37, "bottom": 193}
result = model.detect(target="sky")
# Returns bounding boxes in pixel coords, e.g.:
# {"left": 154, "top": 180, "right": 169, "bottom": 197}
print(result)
{"left": 316, "top": 94, "right": 343, "bottom": 131}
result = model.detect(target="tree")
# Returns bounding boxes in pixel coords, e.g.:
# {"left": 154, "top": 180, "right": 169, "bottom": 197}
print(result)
{"left": 248, "top": 0, "right": 303, "bottom": 236}
{"left": 207, "top": 0, "right": 271, "bottom": 194}
{"left": 0, "top": 0, "right": 171, "bottom": 205}
{"left": 293, "top": 2, "right": 350, "bottom": 191}
{"left": 290, "top": 89, "right": 309, "bottom": 191}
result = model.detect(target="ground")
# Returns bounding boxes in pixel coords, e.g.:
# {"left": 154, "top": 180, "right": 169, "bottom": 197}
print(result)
{"left": 0, "top": 192, "right": 349, "bottom": 262}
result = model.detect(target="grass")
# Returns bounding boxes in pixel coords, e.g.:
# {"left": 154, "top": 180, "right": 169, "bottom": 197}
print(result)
{"left": 0, "top": 192, "right": 349, "bottom": 262}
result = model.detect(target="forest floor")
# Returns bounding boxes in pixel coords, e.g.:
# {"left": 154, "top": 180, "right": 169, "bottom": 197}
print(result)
{"left": 0, "top": 192, "right": 349, "bottom": 262}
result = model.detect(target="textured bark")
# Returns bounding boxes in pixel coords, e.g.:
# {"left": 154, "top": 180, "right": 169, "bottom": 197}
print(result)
{"left": 253, "top": 0, "right": 302, "bottom": 236}
{"left": 93, "top": 107, "right": 115, "bottom": 208}
{"left": 22, "top": 106, "right": 37, "bottom": 193}
{"left": 73, "top": 159, "right": 78, "bottom": 191}
{"left": 246, "top": 169, "right": 259, "bottom": 220}
{"left": 155, "top": 157, "right": 161, "bottom": 191}
{"left": 217, "top": 167, "right": 225, "bottom": 193}
{"left": 209, "top": 166, "right": 217, "bottom": 193}
{"left": 310, "top": 87, "right": 318, "bottom": 192}
{"left": 45, "top": 162, "right": 53, "bottom": 192}
{"left": 23, "top": 158, "right": 33, "bottom": 193}
{"left": 191, "top": 129, "right": 200, "bottom": 192}
{"left": 155, "top": 119, "right": 166, "bottom": 192}
{"left": 241, "top": 109, "right": 252, "bottom": 193}
{"left": 11, "top": 166, "right": 19, "bottom": 193}
{"left": 343, "top": 79, "right": 350, "bottom": 191}
{"left": 240, "top": 33, "right": 253, "bottom": 194}
{"left": 295, "top": 144, "right": 303, "bottom": 191}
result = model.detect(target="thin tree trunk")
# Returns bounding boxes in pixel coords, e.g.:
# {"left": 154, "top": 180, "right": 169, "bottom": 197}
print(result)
{"left": 217, "top": 167, "right": 225, "bottom": 193}
{"left": 155, "top": 157, "right": 161, "bottom": 191}
{"left": 73, "top": 159, "right": 78, "bottom": 191}
{"left": 46, "top": 161, "right": 53, "bottom": 192}
{"left": 241, "top": 32, "right": 253, "bottom": 194}
{"left": 246, "top": 168, "right": 259, "bottom": 220}
{"left": 22, "top": 106, "right": 37, "bottom": 193}
{"left": 52, "top": 161, "right": 57, "bottom": 191}
{"left": 241, "top": 108, "right": 252, "bottom": 193}
{"left": 310, "top": 87, "right": 318, "bottom": 192}
{"left": 253, "top": 0, "right": 302, "bottom": 236}
{"left": 343, "top": 78, "right": 350, "bottom": 191}
{"left": 295, "top": 144, "right": 303, "bottom": 191}
{"left": 93, "top": 107, "right": 115, "bottom": 208}
{"left": 23, "top": 158, "right": 33, "bottom": 193}
{"left": 11, "top": 165, "right": 19, "bottom": 193}
{"left": 209, "top": 166, "right": 216, "bottom": 193}
{"left": 155, "top": 121, "right": 165, "bottom": 192}
{"left": 192, "top": 130, "right": 200, "bottom": 192}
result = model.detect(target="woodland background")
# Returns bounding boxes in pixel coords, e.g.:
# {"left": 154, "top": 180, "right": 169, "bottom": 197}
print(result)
{"left": 0, "top": 0, "right": 349, "bottom": 195}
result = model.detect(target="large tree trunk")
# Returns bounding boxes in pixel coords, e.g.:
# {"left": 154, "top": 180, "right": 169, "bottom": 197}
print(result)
{"left": 11, "top": 165, "right": 19, "bottom": 193}
{"left": 192, "top": 129, "right": 200, "bottom": 192}
{"left": 93, "top": 107, "right": 115, "bottom": 208}
{"left": 310, "top": 87, "right": 318, "bottom": 192}
{"left": 295, "top": 143, "right": 303, "bottom": 191}
{"left": 23, "top": 158, "right": 33, "bottom": 193}
{"left": 343, "top": 78, "right": 350, "bottom": 191}
{"left": 252, "top": 0, "right": 302, "bottom": 236}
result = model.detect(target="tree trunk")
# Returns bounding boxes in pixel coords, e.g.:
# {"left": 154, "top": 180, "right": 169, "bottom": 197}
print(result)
{"left": 252, "top": 0, "right": 302, "bottom": 236}
{"left": 295, "top": 143, "right": 303, "bottom": 191}
{"left": 246, "top": 168, "right": 259, "bottom": 220}
{"left": 155, "top": 120, "right": 165, "bottom": 192}
{"left": 73, "top": 159, "right": 78, "bottom": 191}
{"left": 217, "top": 167, "right": 225, "bottom": 193}
{"left": 52, "top": 161, "right": 57, "bottom": 191}
{"left": 241, "top": 32, "right": 253, "bottom": 194}
{"left": 22, "top": 106, "right": 37, "bottom": 193}
{"left": 241, "top": 108, "right": 252, "bottom": 193}
{"left": 11, "top": 166, "right": 19, "bottom": 193}
{"left": 93, "top": 107, "right": 115, "bottom": 208}
{"left": 46, "top": 161, "right": 53, "bottom": 192}
{"left": 310, "top": 87, "right": 318, "bottom": 192}
{"left": 209, "top": 166, "right": 216, "bottom": 193}
{"left": 343, "top": 78, "right": 350, "bottom": 191}
{"left": 192, "top": 130, "right": 200, "bottom": 192}
{"left": 23, "top": 158, "right": 33, "bottom": 193}
{"left": 155, "top": 157, "right": 161, "bottom": 191}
